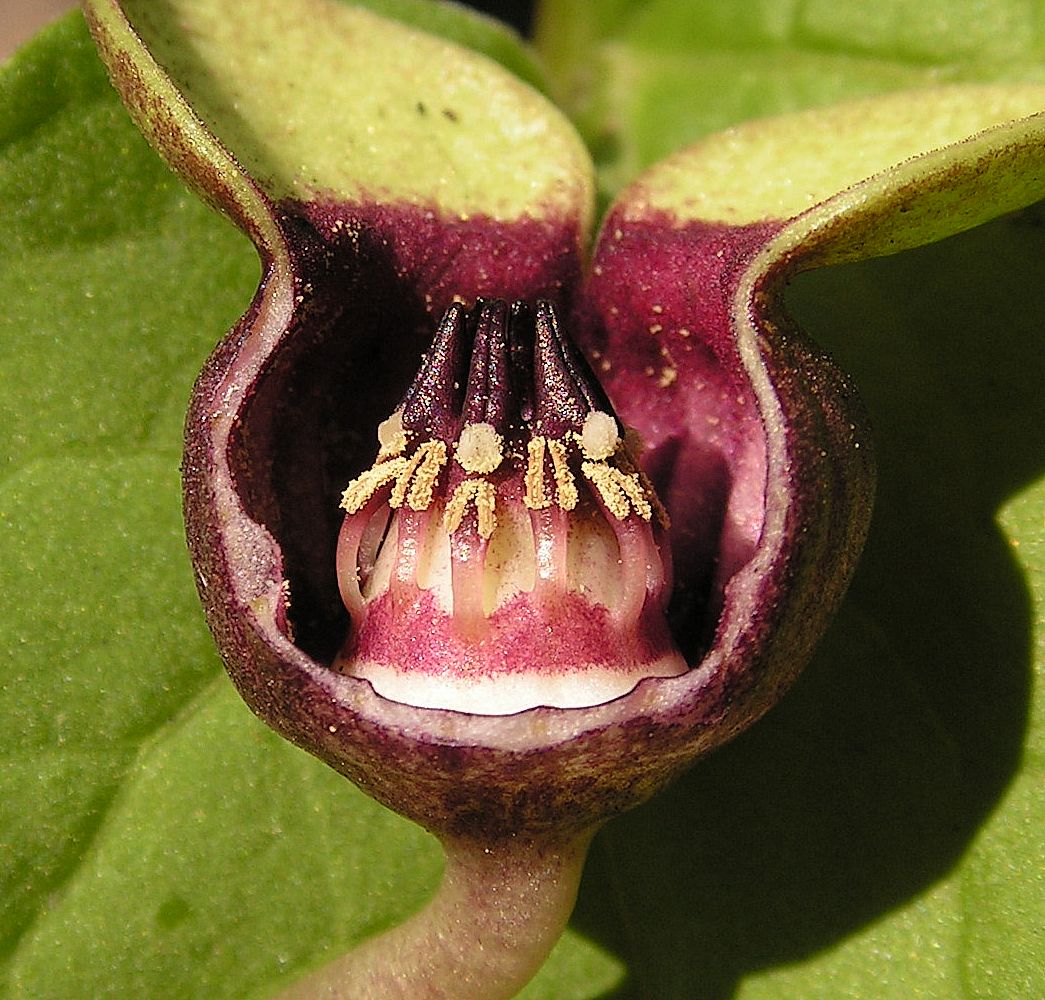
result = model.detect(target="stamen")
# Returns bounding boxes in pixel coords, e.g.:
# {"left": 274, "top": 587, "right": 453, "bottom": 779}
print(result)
{"left": 618, "top": 446, "right": 671, "bottom": 529}
{"left": 391, "top": 443, "right": 437, "bottom": 508}
{"left": 445, "top": 478, "right": 498, "bottom": 539}
{"left": 581, "top": 461, "right": 652, "bottom": 521}
{"left": 404, "top": 440, "right": 448, "bottom": 510}
{"left": 524, "top": 436, "right": 550, "bottom": 509}
{"left": 341, "top": 457, "right": 409, "bottom": 514}
{"left": 336, "top": 495, "right": 382, "bottom": 615}
{"left": 449, "top": 527, "right": 487, "bottom": 637}
{"left": 546, "top": 437, "right": 578, "bottom": 511}
{"left": 388, "top": 508, "right": 431, "bottom": 608}
{"left": 531, "top": 504, "right": 569, "bottom": 597}
{"left": 616, "top": 470, "right": 654, "bottom": 520}
{"left": 606, "top": 515, "right": 659, "bottom": 627}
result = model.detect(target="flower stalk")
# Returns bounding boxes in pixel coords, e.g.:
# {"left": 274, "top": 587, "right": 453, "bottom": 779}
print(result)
{"left": 274, "top": 833, "right": 591, "bottom": 1000}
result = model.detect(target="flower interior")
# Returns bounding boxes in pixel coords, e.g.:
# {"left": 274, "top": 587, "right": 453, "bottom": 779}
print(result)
{"left": 334, "top": 298, "right": 687, "bottom": 714}
{"left": 216, "top": 204, "right": 774, "bottom": 729}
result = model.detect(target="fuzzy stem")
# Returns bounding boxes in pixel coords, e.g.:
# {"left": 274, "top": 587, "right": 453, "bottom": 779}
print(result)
{"left": 274, "top": 831, "right": 593, "bottom": 1000}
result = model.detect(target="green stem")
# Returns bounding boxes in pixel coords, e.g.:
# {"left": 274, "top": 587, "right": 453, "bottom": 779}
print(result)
{"left": 273, "top": 831, "right": 593, "bottom": 1000}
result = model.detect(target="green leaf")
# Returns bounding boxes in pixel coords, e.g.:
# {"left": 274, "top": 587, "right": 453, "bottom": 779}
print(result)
{"left": 4, "top": 3, "right": 1044, "bottom": 1000}
{"left": 0, "top": 11, "right": 617, "bottom": 1000}
{"left": 539, "top": 2, "right": 1045, "bottom": 998}
{"left": 537, "top": 0, "right": 1045, "bottom": 198}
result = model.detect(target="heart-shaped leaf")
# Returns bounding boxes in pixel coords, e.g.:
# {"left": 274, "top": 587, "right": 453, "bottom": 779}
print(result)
{"left": 0, "top": 9, "right": 619, "bottom": 1000}
{"left": 540, "top": 2, "right": 1045, "bottom": 997}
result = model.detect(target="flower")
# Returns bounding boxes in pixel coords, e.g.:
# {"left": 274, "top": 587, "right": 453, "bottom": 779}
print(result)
{"left": 83, "top": 0, "right": 1045, "bottom": 838}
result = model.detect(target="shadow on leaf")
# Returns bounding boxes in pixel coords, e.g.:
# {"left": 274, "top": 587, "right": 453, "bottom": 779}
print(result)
{"left": 571, "top": 206, "right": 1044, "bottom": 999}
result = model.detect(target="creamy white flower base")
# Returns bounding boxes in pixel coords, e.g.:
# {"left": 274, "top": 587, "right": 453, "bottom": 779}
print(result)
{"left": 344, "top": 651, "right": 688, "bottom": 715}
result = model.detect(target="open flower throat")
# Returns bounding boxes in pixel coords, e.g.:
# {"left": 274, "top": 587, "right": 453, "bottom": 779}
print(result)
{"left": 335, "top": 299, "right": 687, "bottom": 714}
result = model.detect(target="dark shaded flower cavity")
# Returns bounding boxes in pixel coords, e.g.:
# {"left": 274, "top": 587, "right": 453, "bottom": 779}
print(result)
{"left": 335, "top": 299, "right": 686, "bottom": 714}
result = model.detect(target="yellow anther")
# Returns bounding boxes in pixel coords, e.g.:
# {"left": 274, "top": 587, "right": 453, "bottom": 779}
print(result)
{"left": 391, "top": 440, "right": 446, "bottom": 508}
{"left": 340, "top": 457, "right": 409, "bottom": 513}
{"left": 546, "top": 437, "right": 578, "bottom": 511}
{"left": 444, "top": 478, "right": 498, "bottom": 539}
{"left": 581, "top": 462, "right": 653, "bottom": 521}
{"left": 341, "top": 439, "right": 447, "bottom": 515}
{"left": 617, "top": 447, "right": 670, "bottom": 529}
{"left": 404, "top": 440, "right": 448, "bottom": 510}
{"left": 616, "top": 469, "right": 653, "bottom": 520}
{"left": 524, "top": 436, "right": 550, "bottom": 510}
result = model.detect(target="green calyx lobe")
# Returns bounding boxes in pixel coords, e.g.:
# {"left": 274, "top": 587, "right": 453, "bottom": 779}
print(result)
{"left": 618, "top": 84, "right": 1045, "bottom": 267}
{"left": 83, "top": 0, "right": 594, "bottom": 250}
